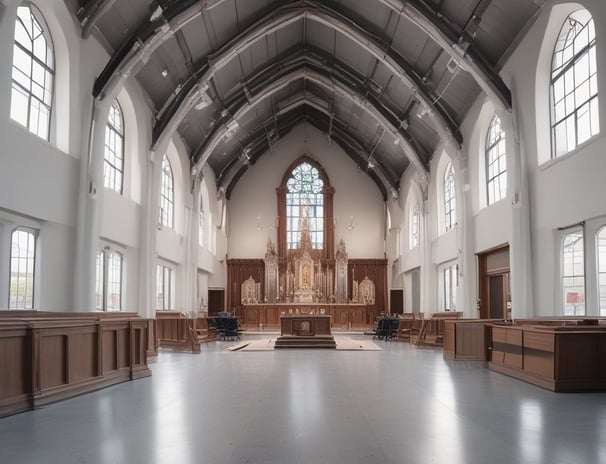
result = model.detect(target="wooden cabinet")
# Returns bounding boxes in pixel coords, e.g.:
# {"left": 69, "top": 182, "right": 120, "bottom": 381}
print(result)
{"left": 443, "top": 319, "right": 499, "bottom": 361}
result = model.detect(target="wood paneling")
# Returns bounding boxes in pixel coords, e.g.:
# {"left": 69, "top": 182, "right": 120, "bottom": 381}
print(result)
{"left": 0, "top": 311, "right": 151, "bottom": 417}
{"left": 488, "top": 324, "right": 606, "bottom": 391}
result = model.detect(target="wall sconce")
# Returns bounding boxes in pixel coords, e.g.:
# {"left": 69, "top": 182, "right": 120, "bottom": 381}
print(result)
{"left": 346, "top": 216, "right": 355, "bottom": 231}
{"left": 256, "top": 216, "right": 262, "bottom": 230}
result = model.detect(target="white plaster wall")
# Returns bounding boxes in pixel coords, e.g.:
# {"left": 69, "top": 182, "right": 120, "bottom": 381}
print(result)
{"left": 227, "top": 125, "right": 385, "bottom": 259}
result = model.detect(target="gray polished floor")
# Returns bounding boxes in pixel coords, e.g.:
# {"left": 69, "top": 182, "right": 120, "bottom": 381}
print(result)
{"left": 1, "top": 335, "right": 605, "bottom": 464}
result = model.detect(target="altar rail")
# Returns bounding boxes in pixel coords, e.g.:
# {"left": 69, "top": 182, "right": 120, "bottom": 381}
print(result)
{"left": 237, "top": 304, "right": 375, "bottom": 330}
{"left": 0, "top": 310, "right": 152, "bottom": 417}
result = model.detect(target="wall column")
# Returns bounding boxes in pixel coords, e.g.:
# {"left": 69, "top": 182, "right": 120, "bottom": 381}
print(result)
{"left": 73, "top": 98, "right": 112, "bottom": 311}
{"left": 500, "top": 109, "right": 533, "bottom": 319}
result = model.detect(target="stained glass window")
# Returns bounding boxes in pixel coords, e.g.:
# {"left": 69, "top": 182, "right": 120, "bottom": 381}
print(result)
{"left": 286, "top": 162, "right": 324, "bottom": 249}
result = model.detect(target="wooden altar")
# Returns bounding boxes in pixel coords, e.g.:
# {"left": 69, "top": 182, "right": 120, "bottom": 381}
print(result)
{"left": 280, "top": 315, "right": 331, "bottom": 336}
{"left": 237, "top": 303, "right": 374, "bottom": 331}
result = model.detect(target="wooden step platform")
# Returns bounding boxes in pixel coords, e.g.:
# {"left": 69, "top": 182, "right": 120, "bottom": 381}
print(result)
{"left": 274, "top": 335, "right": 337, "bottom": 349}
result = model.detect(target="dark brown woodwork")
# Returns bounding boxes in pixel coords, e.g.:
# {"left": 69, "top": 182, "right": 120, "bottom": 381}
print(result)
{"left": 390, "top": 289, "right": 403, "bottom": 314}
{"left": 280, "top": 315, "right": 332, "bottom": 336}
{"left": 488, "top": 323, "right": 606, "bottom": 391}
{"left": 477, "top": 244, "right": 510, "bottom": 319}
{"left": 348, "top": 259, "right": 388, "bottom": 315}
{"left": 208, "top": 288, "right": 225, "bottom": 315}
{"left": 238, "top": 304, "right": 375, "bottom": 330}
{"left": 155, "top": 311, "right": 216, "bottom": 352}
{"left": 226, "top": 259, "right": 265, "bottom": 313}
{"left": 0, "top": 311, "right": 151, "bottom": 417}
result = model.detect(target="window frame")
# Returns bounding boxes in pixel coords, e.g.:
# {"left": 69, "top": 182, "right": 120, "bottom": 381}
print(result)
{"left": 443, "top": 162, "right": 456, "bottom": 232}
{"left": 550, "top": 9, "right": 599, "bottom": 159}
{"left": 159, "top": 155, "right": 174, "bottom": 229}
{"left": 441, "top": 262, "right": 458, "bottom": 312}
{"left": 10, "top": 3, "right": 54, "bottom": 141}
{"left": 104, "top": 100, "right": 125, "bottom": 194}
{"left": 156, "top": 264, "right": 174, "bottom": 311}
{"left": 95, "top": 247, "right": 123, "bottom": 312}
{"left": 409, "top": 201, "right": 420, "bottom": 250}
{"left": 485, "top": 115, "right": 507, "bottom": 205}
{"left": 560, "top": 228, "right": 586, "bottom": 316}
{"left": 8, "top": 227, "right": 37, "bottom": 309}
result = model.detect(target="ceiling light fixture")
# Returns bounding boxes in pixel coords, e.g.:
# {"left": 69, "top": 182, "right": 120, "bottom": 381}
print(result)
{"left": 161, "top": 67, "right": 168, "bottom": 77}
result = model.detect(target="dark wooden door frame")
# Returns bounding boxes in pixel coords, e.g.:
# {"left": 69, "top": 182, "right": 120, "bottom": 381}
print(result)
{"left": 477, "top": 244, "right": 510, "bottom": 320}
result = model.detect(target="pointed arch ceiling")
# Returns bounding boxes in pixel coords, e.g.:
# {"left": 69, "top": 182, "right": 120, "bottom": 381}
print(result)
{"left": 69, "top": 0, "right": 543, "bottom": 197}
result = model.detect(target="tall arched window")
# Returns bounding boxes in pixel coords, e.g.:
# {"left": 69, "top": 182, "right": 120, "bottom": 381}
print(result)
{"left": 486, "top": 115, "right": 507, "bottom": 205}
{"left": 199, "top": 205, "right": 205, "bottom": 247}
{"left": 104, "top": 101, "right": 124, "bottom": 193}
{"left": 550, "top": 9, "right": 599, "bottom": 158}
{"left": 286, "top": 162, "right": 324, "bottom": 249}
{"left": 409, "top": 202, "right": 420, "bottom": 249}
{"left": 159, "top": 155, "right": 174, "bottom": 228}
{"left": 443, "top": 162, "right": 456, "bottom": 231}
{"left": 9, "top": 228, "right": 36, "bottom": 309}
{"left": 277, "top": 156, "right": 334, "bottom": 258}
{"left": 561, "top": 230, "right": 585, "bottom": 315}
{"left": 11, "top": 4, "right": 54, "bottom": 140}
{"left": 597, "top": 227, "right": 606, "bottom": 316}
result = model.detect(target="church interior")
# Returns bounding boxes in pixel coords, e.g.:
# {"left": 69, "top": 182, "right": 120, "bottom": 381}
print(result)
{"left": 1, "top": 0, "right": 606, "bottom": 463}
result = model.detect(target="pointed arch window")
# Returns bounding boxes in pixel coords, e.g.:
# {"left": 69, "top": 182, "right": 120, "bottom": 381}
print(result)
{"left": 286, "top": 162, "right": 324, "bottom": 250}
{"left": 444, "top": 162, "right": 456, "bottom": 231}
{"left": 9, "top": 228, "right": 36, "bottom": 309}
{"left": 550, "top": 9, "right": 599, "bottom": 158}
{"left": 11, "top": 4, "right": 54, "bottom": 140}
{"left": 486, "top": 116, "right": 507, "bottom": 205}
{"left": 277, "top": 157, "right": 334, "bottom": 258}
{"left": 159, "top": 155, "right": 174, "bottom": 228}
{"left": 409, "top": 202, "right": 420, "bottom": 249}
{"left": 104, "top": 101, "right": 124, "bottom": 193}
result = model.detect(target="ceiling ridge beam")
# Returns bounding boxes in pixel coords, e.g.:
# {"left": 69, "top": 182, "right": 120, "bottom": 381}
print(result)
{"left": 192, "top": 66, "right": 426, "bottom": 186}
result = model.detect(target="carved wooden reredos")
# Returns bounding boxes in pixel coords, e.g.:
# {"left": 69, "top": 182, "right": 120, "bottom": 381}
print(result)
{"left": 226, "top": 155, "right": 387, "bottom": 312}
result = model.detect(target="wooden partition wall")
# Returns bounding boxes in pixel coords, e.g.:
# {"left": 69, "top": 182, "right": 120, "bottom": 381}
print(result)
{"left": 226, "top": 259, "right": 265, "bottom": 312}
{"left": 348, "top": 259, "right": 388, "bottom": 314}
{"left": 0, "top": 311, "right": 152, "bottom": 417}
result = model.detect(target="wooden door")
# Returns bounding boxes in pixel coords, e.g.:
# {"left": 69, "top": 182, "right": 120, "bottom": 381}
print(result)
{"left": 390, "top": 289, "right": 403, "bottom": 314}
{"left": 489, "top": 275, "right": 504, "bottom": 319}
{"left": 477, "top": 245, "right": 510, "bottom": 319}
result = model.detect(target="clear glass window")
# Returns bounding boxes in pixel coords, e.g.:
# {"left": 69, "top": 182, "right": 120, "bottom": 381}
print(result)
{"left": 107, "top": 252, "right": 122, "bottom": 311}
{"left": 597, "top": 227, "right": 606, "bottom": 316}
{"left": 561, "top": 231, "right": 585, "bottom": 315}
{"left": 156, "top": 265, "right": 173, "bottom": 310}
{"left": 550, "top": 10, "right": 599, "bottom": 158}
{"left": 486, "top": 116, "right": 507, "bottom": 205}
{"left": 159, "top": 155, "right": 174, "bottom": 228}
{"left": 409, "top": 202, "right": 420, "bottom": 249}
{"left": 95, "top": 249, "right": 104, "bottom": 310}
{"left": 444, "top": 162, "right": 456, "bottom": 231}
{"left": 9, "top": 228, "right": 36, "bottom": 309}
{"left": 199, "top": 206, "right": 205, "bottom": 247}
{"left": 443, "top": 263, "right": 458, "bottom": 311}
{"left": 104, "top": 101, "right": 124, "bottom": 193}
{"left": 11, "top": 4, "right": 54, "bottom": 140}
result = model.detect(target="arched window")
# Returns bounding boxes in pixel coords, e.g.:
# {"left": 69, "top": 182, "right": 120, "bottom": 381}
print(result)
{"left": 9, "top": 228, "right": 36, "bottom": 309}
{"left": 95, "top": 248, "right": 123, "bottom": 311}
{"left": 486, "top": 115, "right": 507, "bottom": 205}
{"left": 286, "top": 162, "right": 324, "bottom": 249}
{"left": 159, "top": 155, "right": 174, "bottom": 228}
{"left": 10, "top": 4, "right": 54, "bottom": 140}
{"left": 104, "top": 101, "right": 124, "bottom": 193}
{"left": 561, "top": 230, "right": 585, "bottom": 315}
{"left": 443, "top": 162, "right": 456, "bottom": 231}
{"left": 550, "top": 9, "right": 599, "bottom": 158}
{"left": 597, "top": 227, "right": 606, "bottom": 316}
{"left": 156, "top": 264, "right": 173, "bottom": 310}
{"left": 199, "top": 205, "right": 205, "bottom": 247}
{"left": 409, "top": 202, "right": 420, "bottom": 249}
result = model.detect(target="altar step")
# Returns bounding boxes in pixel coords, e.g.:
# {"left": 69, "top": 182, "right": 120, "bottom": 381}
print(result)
{"left": 274, "top": 335, "right": 337, "bottom": 349}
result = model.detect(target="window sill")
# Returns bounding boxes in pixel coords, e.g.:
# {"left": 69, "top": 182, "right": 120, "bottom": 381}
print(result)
{"left": 539, "top": 133, "right": 602, "bottom": 172}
